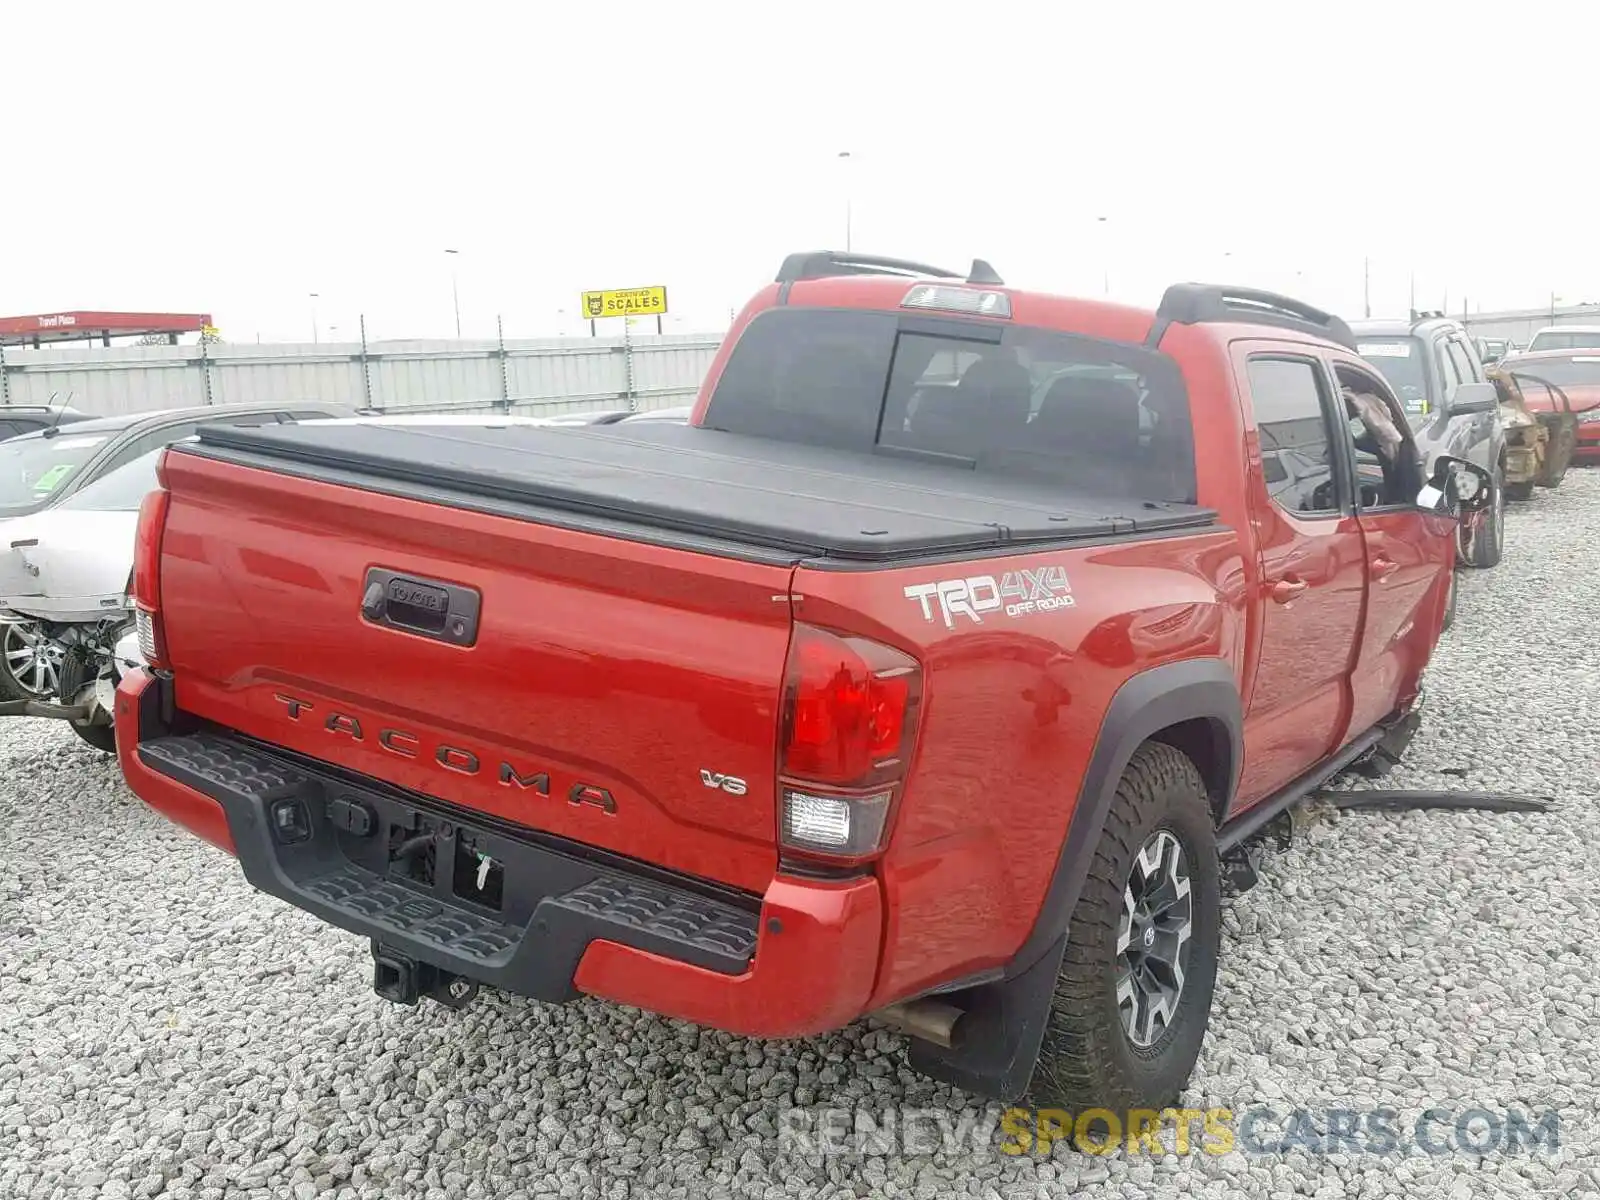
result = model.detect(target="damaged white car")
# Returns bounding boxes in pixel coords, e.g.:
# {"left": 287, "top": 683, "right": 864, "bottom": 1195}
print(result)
{"left": 0, "top": 448, "right": 158, "bottom": 749}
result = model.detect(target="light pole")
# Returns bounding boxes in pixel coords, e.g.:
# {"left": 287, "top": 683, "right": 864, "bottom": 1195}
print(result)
{"left": 838, "top": 152, "right": 853, "bottom": 251}
{"left": 445, "top": 249, "right": 461, "bottom": 337}
{"left": 309, "top": 293, "right": 320, "bottom": 344}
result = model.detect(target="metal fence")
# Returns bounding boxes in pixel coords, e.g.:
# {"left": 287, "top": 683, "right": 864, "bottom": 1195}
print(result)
{"left": 0, "top": 322, "right": 724, "bottom": 419}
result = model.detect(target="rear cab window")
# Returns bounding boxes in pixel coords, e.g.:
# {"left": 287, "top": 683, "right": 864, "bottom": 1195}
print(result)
{"left": 702, "top": 308, "right": 1198, "bottom": 505}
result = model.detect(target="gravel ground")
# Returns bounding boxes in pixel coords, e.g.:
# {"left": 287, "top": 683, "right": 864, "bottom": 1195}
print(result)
{"left": 4, "top": 476, "right": 1599, "bottom": 1200}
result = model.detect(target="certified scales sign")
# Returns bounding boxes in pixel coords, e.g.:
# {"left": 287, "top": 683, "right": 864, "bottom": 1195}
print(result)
{"left": 581, "top": 286, "right": 668, "bottom": 319}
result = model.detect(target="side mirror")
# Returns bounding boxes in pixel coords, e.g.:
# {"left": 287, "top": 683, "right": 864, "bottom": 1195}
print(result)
{"left": 1447, "top": 381, "right": 1498, "bottom": 416}
{"left": 1417, "top": 456, "right": 1493, "bottom": 514}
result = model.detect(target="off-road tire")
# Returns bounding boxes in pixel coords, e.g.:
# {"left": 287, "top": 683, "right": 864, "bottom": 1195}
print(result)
{"left": 69, "top": 720, "right": 117, "bottom": 754}
{"left": 1459, "top": 475, "right": 1505, "bottom": 569}
{"left": 1028, "top": 742, "right": 1221, "bottom": 1112}
{"left": 1504, "top": 480, "right": 1535, "bottom": 502}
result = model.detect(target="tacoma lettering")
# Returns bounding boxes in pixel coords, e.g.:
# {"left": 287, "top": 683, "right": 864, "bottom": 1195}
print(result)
{"left": 436, "top": 746, "right": 479, "bottom": 774}
{"left": 500, "top": 763, "right": 551, "bottom": 793}
{"left": 326, "top": 713, "right": 363, "bottom": 740}
{"left": 378, "top": 728, "right": 419, "bottom": 757}
{"left": 272, "top": 693, "right": 558, "bottom": 800}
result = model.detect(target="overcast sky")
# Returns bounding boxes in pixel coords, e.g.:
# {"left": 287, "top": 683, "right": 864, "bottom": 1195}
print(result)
{"left": 5, "top": 2, "right": 1597, "bottom": 343}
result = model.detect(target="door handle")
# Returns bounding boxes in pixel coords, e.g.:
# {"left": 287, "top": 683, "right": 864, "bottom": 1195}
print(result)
{"left": 1269, "top": 577, "right": 1308, "bottom": 603}
{"left": 1371, "top": 556, "right": 1398, "bottom": 580}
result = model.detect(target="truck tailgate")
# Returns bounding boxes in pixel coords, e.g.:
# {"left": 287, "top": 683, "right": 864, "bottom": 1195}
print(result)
{"left": 155, "top": 449, "right": 795, "bottom": 894}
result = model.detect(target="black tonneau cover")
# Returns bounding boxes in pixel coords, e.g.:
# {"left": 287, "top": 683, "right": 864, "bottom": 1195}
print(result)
{"left": 185, "top": 421, "right": 1217, "bottom": 562}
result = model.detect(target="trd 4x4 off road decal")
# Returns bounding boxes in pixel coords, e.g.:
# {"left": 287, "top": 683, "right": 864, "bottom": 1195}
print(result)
{"left": 903, "top": 566, "right": 1074, "bottom": 629}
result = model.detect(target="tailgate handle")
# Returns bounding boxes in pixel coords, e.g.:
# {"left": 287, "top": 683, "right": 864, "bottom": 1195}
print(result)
{"left": 361, "top": 568, "right": 481, "bottom": 647}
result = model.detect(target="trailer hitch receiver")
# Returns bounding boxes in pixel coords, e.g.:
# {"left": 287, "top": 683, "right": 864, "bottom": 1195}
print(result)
{"left": 371, "top": 942, "right": 480, "bottom": 1009}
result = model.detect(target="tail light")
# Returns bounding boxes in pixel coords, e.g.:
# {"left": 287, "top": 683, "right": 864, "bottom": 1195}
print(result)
{"left": 778, "top": 623, "right": 921, "bottom": 864}
{"left": 131, "top": 486, "right": 171, "bottom": 669}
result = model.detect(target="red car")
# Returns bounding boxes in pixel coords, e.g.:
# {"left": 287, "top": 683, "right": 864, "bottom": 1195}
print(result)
{"left": 1493, "top": 349, "right": 1600, "bottom": 465}
{"left": 114, "top": 253, "right": 1488, "bottom": 1110}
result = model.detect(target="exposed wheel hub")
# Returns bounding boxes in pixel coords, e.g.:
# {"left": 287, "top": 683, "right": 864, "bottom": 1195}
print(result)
{"left": 1116, "top": 829, "right": 1193, "bottom": 1048}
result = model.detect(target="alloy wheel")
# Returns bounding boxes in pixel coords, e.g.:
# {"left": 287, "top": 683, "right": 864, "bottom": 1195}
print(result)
{"left": 2, "top": 621, "right": 61, "bottom": 698}
{"left": 1116, "top": 829, "right": 1193, "bottom": 1048}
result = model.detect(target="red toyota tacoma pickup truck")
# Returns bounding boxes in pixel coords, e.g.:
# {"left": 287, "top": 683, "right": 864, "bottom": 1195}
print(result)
{"left": 115, "top": 253, "right": 1487, "bottom": 1110}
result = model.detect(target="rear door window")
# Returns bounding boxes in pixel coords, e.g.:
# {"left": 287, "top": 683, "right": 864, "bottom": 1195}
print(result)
{"left": 704, "top": 307, "right": 1196, "bottom": 504}
{"left": 57, "top": 448, "right": 163, "bottom": 511}
{"left": 1445, "top": 338, "right": 1480, "bottom": 387}
{"left": 1434, "top": 337, "right": 1464, "bottom": 411}
{"left": 1245, "top": 357, "right": 1342, "bottom": 516}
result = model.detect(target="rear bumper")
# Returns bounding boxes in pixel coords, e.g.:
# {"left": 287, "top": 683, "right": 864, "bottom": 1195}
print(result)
{"left": 114, "top": 669, "right": 882, "bottom": 1038}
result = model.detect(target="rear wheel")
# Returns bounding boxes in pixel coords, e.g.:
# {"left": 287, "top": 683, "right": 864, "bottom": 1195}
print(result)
{"left": 1029, "top": 742, "right": 1220, "bottom": 1111}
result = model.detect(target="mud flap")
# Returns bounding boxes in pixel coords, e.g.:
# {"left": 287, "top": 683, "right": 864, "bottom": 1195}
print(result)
{"left": 906, "top": 934, "right": 1068, "bottom": 1102}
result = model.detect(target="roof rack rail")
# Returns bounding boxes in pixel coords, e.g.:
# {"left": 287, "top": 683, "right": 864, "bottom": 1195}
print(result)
{"left": 775, "top": 250, "right": 1005, "bottom": 287}
{"left": 1149, "top": 283, "right": 1356, "bottom": 350}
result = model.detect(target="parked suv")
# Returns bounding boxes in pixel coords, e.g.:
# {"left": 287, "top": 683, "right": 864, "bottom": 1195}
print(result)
{"left": 117, "top": 255, "right": 1488, "bottom": 1110}
{"left": 1351, "top": 315, "right": 1504, "bottom": 568}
